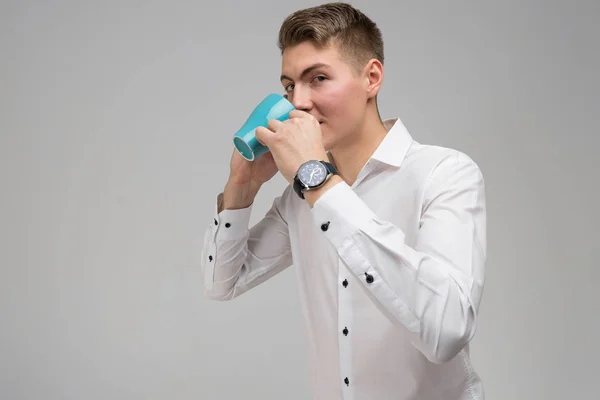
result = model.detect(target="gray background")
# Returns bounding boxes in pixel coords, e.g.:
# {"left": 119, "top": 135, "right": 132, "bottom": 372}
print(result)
{"left": 1, "top": 0, "right": 598, "bottom": 399}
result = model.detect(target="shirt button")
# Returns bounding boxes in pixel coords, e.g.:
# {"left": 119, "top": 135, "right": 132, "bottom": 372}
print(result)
{"left": 225, "top": 223, "right": 231, "bottom": 228}
{"left": 342, "top": 279, "right": 348, "bottom": 288}
{"left": 214, "top": 218, "right": 218, "bottom": 226}
{"left": 344, "top": 377, "right": 350, "bottom": 386}
{"left": 365, "top": 272, "right": 374, "bottom": 283}
{"left": 321, "top": 221, "right": 330, "bottom": 231}
{"left": 342, "top": 327, "right": 348, "bottom": 336}
{"left": 209, "top": 255, "right": 213, "bottom": 262}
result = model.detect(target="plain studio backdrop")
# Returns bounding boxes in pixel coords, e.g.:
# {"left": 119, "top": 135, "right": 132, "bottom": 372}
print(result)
{"left": 1, "top": 0, "right": 598, "bottom": 399}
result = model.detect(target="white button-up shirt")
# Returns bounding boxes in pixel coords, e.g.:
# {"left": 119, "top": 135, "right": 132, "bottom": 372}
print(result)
{"left": 201, "top": 118, "right": 487, "bottom": 400}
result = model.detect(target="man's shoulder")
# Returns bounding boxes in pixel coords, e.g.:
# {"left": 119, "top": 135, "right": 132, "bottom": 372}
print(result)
{"left": 407, "top": 140, "right": 482, "bottom": 175}
{"left": 402, "top": 141, "right": 484, "bottom": 198}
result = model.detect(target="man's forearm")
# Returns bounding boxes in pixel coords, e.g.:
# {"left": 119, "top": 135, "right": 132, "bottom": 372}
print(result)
{"left": 220, "top": 180, "right": 262, "bottom": 212}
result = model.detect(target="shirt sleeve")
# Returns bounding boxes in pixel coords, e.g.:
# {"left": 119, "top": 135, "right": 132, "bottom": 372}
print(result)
{"left": 310, "top": 153, "right": 486, "bottom": 364}
{"left": 201, "top": 190, "right": 294, "bottom": 300}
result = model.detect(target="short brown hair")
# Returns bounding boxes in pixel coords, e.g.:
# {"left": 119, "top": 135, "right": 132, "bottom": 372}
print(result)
{"left": 277, "top": 2, "right": 384, "bottom": 74}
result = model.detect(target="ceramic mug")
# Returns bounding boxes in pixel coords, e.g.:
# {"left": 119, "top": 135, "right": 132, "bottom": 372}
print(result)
{"left": 232, "top": 93, "right": 295, "bottom": 161}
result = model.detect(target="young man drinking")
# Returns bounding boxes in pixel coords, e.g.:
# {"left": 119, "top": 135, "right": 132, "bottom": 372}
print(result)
{"left": 201, "top": 3, "right": 487, "bottom": 399}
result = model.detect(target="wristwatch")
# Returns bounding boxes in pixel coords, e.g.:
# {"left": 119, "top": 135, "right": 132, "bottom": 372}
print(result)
{"left": 293, "top": 160, "right": 339, "bottom": 199}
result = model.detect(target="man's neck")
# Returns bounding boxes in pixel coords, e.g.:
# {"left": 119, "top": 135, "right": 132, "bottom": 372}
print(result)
{"left": 327, "top": 112, "right": 389, "bottom": 187}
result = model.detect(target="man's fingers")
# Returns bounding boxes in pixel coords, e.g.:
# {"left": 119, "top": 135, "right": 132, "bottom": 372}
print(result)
{"left": 288, "top": 109, "right": 311, "bottom": 119}
{"left": 267, "top": 118, "right": 284, "bottom": 131}
{"left": 255, "top": 126, "right": 274, "bottom": 146}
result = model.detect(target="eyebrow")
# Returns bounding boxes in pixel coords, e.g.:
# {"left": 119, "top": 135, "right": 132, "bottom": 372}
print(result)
{"left": 280, "top": 63, "right": 330, "bottom": 83}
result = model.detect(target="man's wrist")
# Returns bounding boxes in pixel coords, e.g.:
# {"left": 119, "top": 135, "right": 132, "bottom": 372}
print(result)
{"left": 221, "top": 180, "right": 261, "bottom": 212}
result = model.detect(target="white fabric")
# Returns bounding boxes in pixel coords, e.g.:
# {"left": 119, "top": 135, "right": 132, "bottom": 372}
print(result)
{"left": 201, "top": 118, "right": 487, "bottom": 400}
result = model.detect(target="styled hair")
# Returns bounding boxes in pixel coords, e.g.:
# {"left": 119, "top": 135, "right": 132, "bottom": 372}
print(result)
{"left": 277, "top": 2, "right": 384, "bottom": 74}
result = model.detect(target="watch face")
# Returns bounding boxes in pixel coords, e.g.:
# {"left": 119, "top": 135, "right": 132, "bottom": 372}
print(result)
{"left": 298, "top": 161, "right": 327, "bottom": 187}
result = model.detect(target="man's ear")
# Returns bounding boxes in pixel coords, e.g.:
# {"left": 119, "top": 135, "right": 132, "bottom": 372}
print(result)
{"left": 364, "top": 59, "right": 384, "bottom": 99}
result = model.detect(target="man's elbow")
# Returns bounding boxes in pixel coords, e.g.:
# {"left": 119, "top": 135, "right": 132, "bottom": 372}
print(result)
{"left": 202, "top": 280, "right": 239, "bottom": 301}
{"left": 203, "top": 288, "right": 235, "bottom": 301}
{"left": 427, "top": 336, "right": 471, "bottom": 364}
{"left": 424, "top": 320, "right": 477, "bottom": 364}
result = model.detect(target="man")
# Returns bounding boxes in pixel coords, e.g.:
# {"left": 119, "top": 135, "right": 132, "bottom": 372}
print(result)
{"left": 201, "top": 2, "right": 486, "bottom": 399}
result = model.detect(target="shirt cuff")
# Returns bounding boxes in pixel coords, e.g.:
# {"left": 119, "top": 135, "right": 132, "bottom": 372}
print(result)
{"left": 212, "top": 192, "right": 253, "bottom": 241}
{"left": 310, "top": 181, "right": 377, "bottom": 249}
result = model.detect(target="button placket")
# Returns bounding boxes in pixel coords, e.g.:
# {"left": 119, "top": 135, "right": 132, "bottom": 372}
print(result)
{"left": 341, "top": 280, "right": 349, "bottom": 339}
{"left": 339, "top": 261, "right": 353, "bottom": 396}
{"left": 319, "top": 216, "right": 353, "bottom": 394}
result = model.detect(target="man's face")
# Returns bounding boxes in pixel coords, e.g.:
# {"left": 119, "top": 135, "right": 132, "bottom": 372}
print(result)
{"left": 280, "top": 40, "right": 369, "bottom": 152}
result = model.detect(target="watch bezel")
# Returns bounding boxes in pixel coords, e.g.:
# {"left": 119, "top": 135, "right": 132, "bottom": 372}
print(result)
{"left": 296, "top": 160, "right": 328, "bottom": 190}
{"left": 293, "top": 159, "right": 338, "bottom": 199}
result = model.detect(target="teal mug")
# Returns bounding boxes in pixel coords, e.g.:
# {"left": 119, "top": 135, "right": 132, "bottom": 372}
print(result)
{"left": 233, "top": 93, "right": 295, "bottom": 161}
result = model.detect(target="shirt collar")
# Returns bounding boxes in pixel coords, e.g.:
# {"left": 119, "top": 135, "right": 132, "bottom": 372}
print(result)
{"left": 368, "top": 117, "right": 413, "bottom": 167}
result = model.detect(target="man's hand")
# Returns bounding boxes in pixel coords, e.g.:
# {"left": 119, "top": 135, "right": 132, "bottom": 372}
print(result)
{"left": 255, "top": 110, "right": 329, "bottom": 184}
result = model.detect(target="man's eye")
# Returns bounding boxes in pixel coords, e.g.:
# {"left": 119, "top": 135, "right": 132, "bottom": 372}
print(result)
{"left": 285, "top": 83, "right": 295, "bottom": 92}
{"left": 313, "top": 76, "right": 326, "bottom": 83}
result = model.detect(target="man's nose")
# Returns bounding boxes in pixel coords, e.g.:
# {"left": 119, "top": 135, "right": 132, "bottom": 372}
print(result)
{"left": 290, "top": 88, "right": 313, "bottom": 111}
